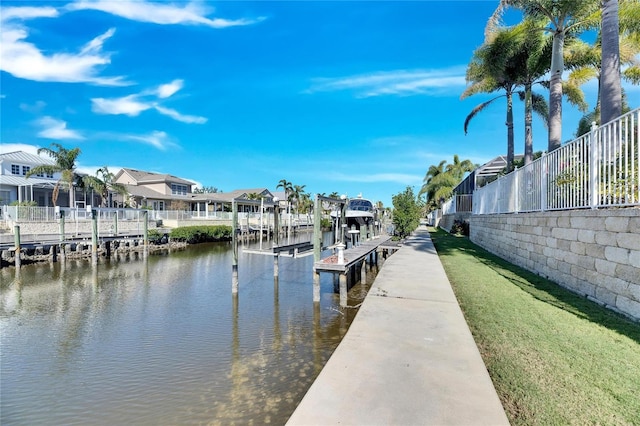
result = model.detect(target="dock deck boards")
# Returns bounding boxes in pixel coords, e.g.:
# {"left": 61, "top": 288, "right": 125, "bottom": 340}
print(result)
{"left": 314, "top": 235, "right": 393, "bottom": 272}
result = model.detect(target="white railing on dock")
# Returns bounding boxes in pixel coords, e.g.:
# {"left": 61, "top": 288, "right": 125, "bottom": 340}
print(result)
{"left": 473, "top": 108, "right": 639, "bottom": 214}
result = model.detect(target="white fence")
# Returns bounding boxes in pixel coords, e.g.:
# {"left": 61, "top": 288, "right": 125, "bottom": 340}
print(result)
{"left": 473, "top": 108, "right": 639, "bottom": 215}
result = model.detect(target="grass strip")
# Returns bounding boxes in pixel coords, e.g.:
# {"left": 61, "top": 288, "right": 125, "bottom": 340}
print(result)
{"left": 429, "top": 227, "right": 640, "bottom": 426}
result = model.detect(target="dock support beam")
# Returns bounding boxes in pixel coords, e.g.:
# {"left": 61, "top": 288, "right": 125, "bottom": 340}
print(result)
{"left": 313, "top": 194, "right": 321, "bottom": 262}
{"left": 273, "top": 253, "right": 279, "bottom": 278}
{"left": 339, "top": 273, "right": 347, "bottom": 307}
{"left": 91, "top": 211, "right": 98, "bottom": 265}
{"left": 142, "top": 210, "right": 149, "bottom": 259}
{"left": 232, "top": 200, "right": 239, "bottom": 294}
{"left": 14, "top": 225, "right": 21, "bottom": 269}
{"left": 59, "top": 211, "right": 65, "bottom": 242}
{"left": 313, "top": 269, "right": 320, "bottom": 302}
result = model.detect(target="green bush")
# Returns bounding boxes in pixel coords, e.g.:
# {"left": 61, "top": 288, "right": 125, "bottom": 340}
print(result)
{"left": 169, "top": 225, "right": 233, "bottom": 243}
{"left": 320, "top": 217, "right": 332, "bottom": 230}
{"left": 450, "top": 219, "right": 469, "bottom": 236}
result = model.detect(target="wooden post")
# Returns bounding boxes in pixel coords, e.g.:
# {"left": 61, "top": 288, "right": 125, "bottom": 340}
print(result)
{"left": 14, "top": 225, "right": 21, "bottom": 269}
{"left": 232, "top": 200, "right": 239, "bottom": 294}
{"left": 273, "top": 204, "right": 279, "bottom": 246}
{"left": 59, "top": 210, "right": 65, "bottom": 242}
{"left": 339, "top": 272, "right": 347, "bottom": 307}
{"left": 313, "top": 194, "right": 321, "bottom": 262}
{"left": 273, "top": 253, "right": 279, "bottom": 277}
{"left": 361, "top": 259, "right": 367, "bottom": 283}
{"left": 113, "top": 212, "right": 118, "bottom": 236}
{"left": 142, "top": 210, "right": 149, "bottom": 259}
{"left": 313, "top": 269, "right": 320, "bottom": 302}
{"left": 340, "top": 200, "right": 347, "bottom": 243}
{"left": 92, "top": 210, "right": 98, "bottom": 265}
{"left": 51, "top": 244, "right": 57, "bottom": 263}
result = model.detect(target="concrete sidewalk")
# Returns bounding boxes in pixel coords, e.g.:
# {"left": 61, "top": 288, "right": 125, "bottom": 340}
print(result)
{"left": 287, "top": 226, "right": 509, "bottom": 426}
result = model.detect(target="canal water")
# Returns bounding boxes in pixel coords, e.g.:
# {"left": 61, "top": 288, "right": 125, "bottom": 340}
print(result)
{"left": 0, "top": 233, "right": 379, "bottom": 425}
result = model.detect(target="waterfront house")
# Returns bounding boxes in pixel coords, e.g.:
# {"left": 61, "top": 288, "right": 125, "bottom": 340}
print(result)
{"left": 0, "top": 151, "right": 59, "bottom": 206}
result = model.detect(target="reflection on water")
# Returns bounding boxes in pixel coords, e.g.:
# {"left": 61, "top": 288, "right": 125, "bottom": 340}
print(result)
{"left": 0, "top": 234, "right": 379, "bottom": 425}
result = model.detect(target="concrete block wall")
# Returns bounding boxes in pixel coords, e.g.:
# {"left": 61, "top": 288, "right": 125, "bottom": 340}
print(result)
{"left": 469, "top": 208, "right": 640, "bottom": 321}
{"left": 10, "top": 220, "right": 156, "bottom": 237}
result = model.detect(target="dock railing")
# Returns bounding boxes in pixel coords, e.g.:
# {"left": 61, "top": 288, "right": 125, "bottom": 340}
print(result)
{"left": 473, "top": 107, "right": 639, "bottom": 214}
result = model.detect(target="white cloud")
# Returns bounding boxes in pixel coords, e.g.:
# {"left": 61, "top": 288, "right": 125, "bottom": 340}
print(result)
{"left": 36, "top": 116, "right": 84, "bottom": 140}
{"left": 20, "top": 100, "right": 47, "bottom": 113}
{"left": 125, "top": 131, "right": 177, "bottom": 150}
{"left": 0, "top": 143, "right": 42, "bottom": 156}
{"left": 92, "top": 81, "right": 207, "bottom": 123}
{"left": 155, "top": 106, "right": 207, "bottom": 124}
{"left": 307, "top": 67, "right": 467, "bottom": 98}
{"left": 157, "top": 79, "right": 184, "bottom": 98}
{"left": 67, "top": 0, "right": 265, "bottom": 28}
{"left": 92, "top": 95, "right": 152, "bottom": 116}
{"left": 0, "top": 8, "right": 128, "bottom": 86}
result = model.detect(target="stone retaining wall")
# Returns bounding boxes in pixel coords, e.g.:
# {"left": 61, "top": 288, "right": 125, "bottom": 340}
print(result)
{"left": 468, "top": 208, "right": 640, "bottom": 321}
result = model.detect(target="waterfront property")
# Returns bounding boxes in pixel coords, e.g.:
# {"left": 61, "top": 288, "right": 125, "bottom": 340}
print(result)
{"left": 434, "top": 108, "right": 640, "bottom": 321}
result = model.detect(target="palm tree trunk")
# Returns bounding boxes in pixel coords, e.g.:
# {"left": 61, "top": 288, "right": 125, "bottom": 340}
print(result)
{"left": 524, "top": 83, "right": 533, "bottom": 165}
{"left": 506, "top": 92, "right": 514, "bottom": 172}
{"left": 548, "top": 29, "right": 565, "bottom": 152}
{"left": 600, "top": 0, "right": 621, "bottom": 124}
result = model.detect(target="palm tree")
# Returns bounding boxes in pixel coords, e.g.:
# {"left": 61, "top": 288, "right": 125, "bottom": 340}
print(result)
{"left": 25, "top": 143, "right": 81, "bottom": 207}
{"left": 601, "top": 0, "right": 621, "bottom": 124}
{"left": 419, "top": 157, "right": 474, "bottom": 209}
{"left": 488, "top": 0, "right": 601, "bottom": 152}
{"left": 83, "top": 167, "right": 128, "bottom": 207}
{"left": 276, "top": 179, "right": 293, "bottom": 202}
{"left": 291, "top": 184, "right": 307, "bottom": 214}
{"left": 445, "top": 155, "right": 476, "bottom": 180}
{"left": 462, "top": 27, "right": 522, "bottom": 172}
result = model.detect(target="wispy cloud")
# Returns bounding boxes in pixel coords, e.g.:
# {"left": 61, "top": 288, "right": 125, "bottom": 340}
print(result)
{"left": 124, "top": 131, "right": 177, "bottom": 150}
{"left": 154, "top": 106, "right": 207, "bottom": 124}
{"left": 67, "top": 0, "right": 265, "bottom": 28}
{"left": 91, "top": 81, "right": 207, "bottom": 123}
{"left": 36, "top": 116, "right": 84, "bottom": 140}
{"left": 307, "top": 67, "right": 467, "bottom": 98}
{"left": 0, "top": 6, "right": 128, "bottom": 86}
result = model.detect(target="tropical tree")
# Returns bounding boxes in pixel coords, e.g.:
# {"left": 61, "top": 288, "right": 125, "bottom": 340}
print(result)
{"left": 193, "top": 186, "right": 219, "bottom": 194}
{"left": 419, "top": 156, "right": 475, "bottom": 210}
{"left": 462, "top": 32, "right": 520, "bottom": 172}
{"left": 291, "top": 184, "right": 307, "bottom": 214}
{"left": 601, "top": 0, "right": 622, "bottom": 124}
{"left": 392, "top": 186, "right": 421, "bottom": 239}
{"left": 488, "top": 0, "right": 601, "bottom": 152}
{"left": 83, "top": 166, "right": 128, "bottom": 207}
{"left": 276, "top": 179, "right": 293, "bottom": 202}
{"left": 25, "top": 143, "right": 81, "bottom": 207}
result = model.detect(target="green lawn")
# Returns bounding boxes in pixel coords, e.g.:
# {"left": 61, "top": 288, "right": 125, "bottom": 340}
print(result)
{"left": 429, "top": 227, "right": 640, "bottom": 426}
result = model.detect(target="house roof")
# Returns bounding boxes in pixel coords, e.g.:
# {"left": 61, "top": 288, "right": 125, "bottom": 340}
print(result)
{"left": 0, "top": 151, "right": 55, "bottom": 166}
{"left": 205, "top": 188, "right": 274, "bottom": 203}
{"left": 0, "top": 175, "right": 58, "bottom": 188}
{"left": 117, "top": 168, "right": 195, "bottom": 186}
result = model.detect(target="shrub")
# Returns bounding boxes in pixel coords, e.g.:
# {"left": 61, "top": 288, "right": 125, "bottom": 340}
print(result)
{"left": 450, "top": 219, "right": 469, "bottom": 236}
{"left": 169, "top": 225, "right": 233, "bottom": 243}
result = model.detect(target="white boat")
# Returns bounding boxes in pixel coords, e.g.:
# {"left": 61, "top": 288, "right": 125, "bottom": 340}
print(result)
{"left": 331, "top": 195, "right": 376, "bottom": 229}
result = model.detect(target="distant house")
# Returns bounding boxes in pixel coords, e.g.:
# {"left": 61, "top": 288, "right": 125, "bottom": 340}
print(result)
{"left": 114, "top": 168, "right": 198, "bottom": 210}
{"left": 0, "top": 151, "right": 58, "bottom": 206}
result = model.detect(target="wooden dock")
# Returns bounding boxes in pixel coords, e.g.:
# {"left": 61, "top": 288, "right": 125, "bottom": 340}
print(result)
{"left": 313, "top": 235, "right": 395, "bottom": 306}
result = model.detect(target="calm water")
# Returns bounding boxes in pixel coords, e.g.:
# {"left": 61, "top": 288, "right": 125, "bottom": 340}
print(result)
{"left": 0, "top": 234, "right": 377, "bottom": 425}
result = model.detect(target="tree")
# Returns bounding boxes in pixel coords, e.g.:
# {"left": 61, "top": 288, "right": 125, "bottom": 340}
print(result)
{"left": 601, "top": 0, "right": 621, "bottom": 124}
{"left": 488, "top": 0, "right": 601, "bottom": 152}
{"left": 25, "top": 143, "right": 81, "bottom": 207}
{"left": 462, "top": 32, "right": 520, "bottom": 172}
{"left": 193, "top": 186, "right": 219, "bottom": 194}
{"left": 419, "top": 156, "right": 475, "bottom": 210}
{"left": 291, "top": 184, "right": 307, "bottom": 214}
{"left": 392, "top": 186, "right": 421, "bottom": 239}
{"left": 83, "top": 167, "right": 128, "bottom": 207}
{"left": 276, "top": 179, "right": 293, "bottom": 202}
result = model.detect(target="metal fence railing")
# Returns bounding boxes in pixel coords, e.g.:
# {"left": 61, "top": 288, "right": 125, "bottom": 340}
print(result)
{"left": 473, "top": 108, "right": 639, "bottom": 214}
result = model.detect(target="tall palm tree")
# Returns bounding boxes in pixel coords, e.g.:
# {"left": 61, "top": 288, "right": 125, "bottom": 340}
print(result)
{"left": 291, "top": 184, "right": 307, "bottom": 214}
{"left": 488, "top": 0, "right": 601, "bottom": 152}
{"left": 601, "top": 0, "right": 621, "bottom": 124}
{"left": 445, "top": 155, "right": 476, "bottom": 181}
{"left": 462, "top": 27, "right": 522, "bottom": 172}
{"left": 83, "top": 166, "right": 128, "bottom": 207}
{"left": 25, "top": 143, "right": 81, "bottom": 207}
{"left": 276, "top": 179, "right": 293, "bottom": 202}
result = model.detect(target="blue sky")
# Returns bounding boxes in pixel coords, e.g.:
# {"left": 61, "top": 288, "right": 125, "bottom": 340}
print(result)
{"left": 1, "top": 1, "right": 638, "bottom": 207}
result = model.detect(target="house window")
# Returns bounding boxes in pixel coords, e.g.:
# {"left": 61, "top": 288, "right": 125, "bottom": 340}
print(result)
{"left": 22, "top": 166, "right": 30, "bottom": 175}
{"left": 171, "top": 183, "right": 187, "bottom": 195}
{"left": 46, "top": 173, "right": 54, "bottom": 178}
{"left": 11, "top": 164, "right": 20, "bottom": 175}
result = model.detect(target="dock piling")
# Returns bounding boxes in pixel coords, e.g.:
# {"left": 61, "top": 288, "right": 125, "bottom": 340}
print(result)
{"left": 232, "top": 201, "right": 239, "bottom": 293}
{"left": 14, "top": 225, "right": 21, "bottom": 269}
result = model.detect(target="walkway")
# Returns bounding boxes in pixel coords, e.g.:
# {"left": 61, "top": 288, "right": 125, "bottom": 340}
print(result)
{"left": 286, "top": 226, "right": 509, "bottom": 425}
